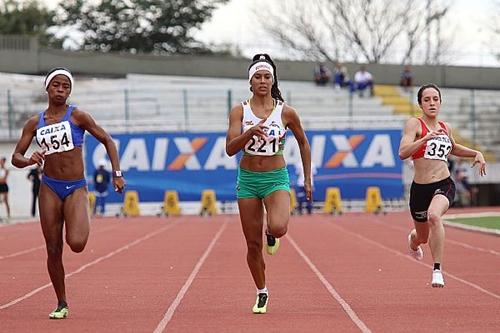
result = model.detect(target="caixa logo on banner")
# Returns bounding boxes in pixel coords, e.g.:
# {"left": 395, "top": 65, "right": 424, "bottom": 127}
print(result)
{"left": 87, "top": 131, "right": 400, "bottom": 172}
{"left": 85, "top": 130, "right": 402, "bottom": 202}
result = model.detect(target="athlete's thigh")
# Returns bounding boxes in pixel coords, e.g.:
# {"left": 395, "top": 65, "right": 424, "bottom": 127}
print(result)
{"left": 263, "top": 190, "right": 290, "bottom": 227}
{"left": 428, "top": 194, "right": 450, "bottom": 219}
{"left": 238, "top": 198, "right": 264, "bottom": 243}
{"left": 63, "top": 187, "right": 90, "bottom": 242}
{"left": 38, "top": 183, "right": 64, "bottom": 244}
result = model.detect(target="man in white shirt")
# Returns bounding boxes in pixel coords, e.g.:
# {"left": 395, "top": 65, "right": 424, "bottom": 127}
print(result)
{"left": 354, "top": 65, "right": 374, "bottom": 97}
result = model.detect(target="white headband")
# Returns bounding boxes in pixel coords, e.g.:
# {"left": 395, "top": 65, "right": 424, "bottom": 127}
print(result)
{"left": 248, "top": 61, "right": 274, "bottom": 83}
{"left": 45, "top": 69, "right": 74, "bottom": 91}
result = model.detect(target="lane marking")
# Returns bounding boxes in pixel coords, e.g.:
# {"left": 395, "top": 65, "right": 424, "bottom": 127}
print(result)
{"left": 327, "top": 221, "right": 500, "bottom": 301}
{"left": 287, "top": 234, "right": 372, "bottom": 333}
{"left": 444, "top": 237, "right": 500, "bottom": 256}
{"left": 154, "top": 221, "right": 227, "bottom": 333}
{"left": 0, "top": 245, "right": 45, "bottom": 260}
{"left": 0, "top": 222, "right": 176, "bottom": 310}
{"left": 0, "top": 219, "right": 37, "bottom": 229}
{"left": 0, "top": 224, "right": 120, "bottom": 260}
{"left": 369, "top": 218, "right": 500, "bottom": 257}
{"left": 443, "top": 220, "right": 500, "bottom": 236}
{"left": 446, "top": 212, "right": 500, "bottom": 218}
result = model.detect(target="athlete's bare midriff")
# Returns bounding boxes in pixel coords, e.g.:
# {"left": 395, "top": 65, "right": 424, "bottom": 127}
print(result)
{"left": 43, "top": 147, "right": 85, "bottom": 180}
{"left": 412, "top": 158, "right": 450, "bottom": 184}
{"left": 240, "top": 154, "right": 286, "bottom": 172}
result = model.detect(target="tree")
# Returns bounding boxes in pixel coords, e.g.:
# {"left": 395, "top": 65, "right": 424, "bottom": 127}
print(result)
{"left": 53, "top": 0, "right": 229, "bottom": 54}
{"left": 255, "top": 0, "right": 454, "bottom": 64}
{"left": 489, "top": 0, "right": 500, "bottom": 62}
{"left": 0, "top": 0, "right": 54, "bottom": 37}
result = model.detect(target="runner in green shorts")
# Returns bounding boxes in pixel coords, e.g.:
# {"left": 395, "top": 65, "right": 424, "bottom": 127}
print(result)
{"left": 226, "top": 53, "right": 312, "bottom": 314}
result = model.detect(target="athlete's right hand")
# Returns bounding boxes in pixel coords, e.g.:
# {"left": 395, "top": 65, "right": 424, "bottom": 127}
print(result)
{"left": 28, "top": 150, "right": 45, "bottom": 166}
{"left": 423, "top": 128, "right": 446, "bottom": 141}
{"left": 249, "top": 118, "right": 268, "bottom": 141}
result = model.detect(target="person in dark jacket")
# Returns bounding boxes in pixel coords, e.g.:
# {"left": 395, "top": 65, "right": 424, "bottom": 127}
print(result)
{"left": 93, "top": 159, "right": 111, "bottom": 216}
{"left": 27, "top": 165, "right": 42, "bottom": 217}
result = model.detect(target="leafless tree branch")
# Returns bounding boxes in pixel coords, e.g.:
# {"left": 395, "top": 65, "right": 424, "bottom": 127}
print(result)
{"left": 254, "top": 0, "right": 454, "bottom": 64}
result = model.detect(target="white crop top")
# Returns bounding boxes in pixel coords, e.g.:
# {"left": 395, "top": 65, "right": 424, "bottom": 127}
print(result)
{"left": 242, "top": 99, "right": 287, "bottom": 156}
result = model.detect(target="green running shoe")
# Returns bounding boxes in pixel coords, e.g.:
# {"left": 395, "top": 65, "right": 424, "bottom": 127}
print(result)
{"left": 252, "top": 293, "right": 268, "bottom": 314}
{"left": 266, "top": 233, "right": 280, "bottom": 255}
{"left": 49, "top": 304, "right": 69, "bottom": 319}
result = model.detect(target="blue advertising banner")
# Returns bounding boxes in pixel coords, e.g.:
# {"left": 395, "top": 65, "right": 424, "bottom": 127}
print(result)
{"left": 85, "top": 129, "right": 403, "bottom": 203}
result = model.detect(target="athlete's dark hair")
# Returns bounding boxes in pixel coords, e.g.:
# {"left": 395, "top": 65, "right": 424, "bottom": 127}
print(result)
{"left": 417, "top": 83, "right": 442, "bottom": 105}
{"left": 248, "top": 53, "right": 284, "bottom": 102}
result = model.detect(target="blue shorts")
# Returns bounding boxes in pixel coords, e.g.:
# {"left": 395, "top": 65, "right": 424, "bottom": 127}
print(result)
{"left": 42, "top": 174, "right": 87, "bottom": 201}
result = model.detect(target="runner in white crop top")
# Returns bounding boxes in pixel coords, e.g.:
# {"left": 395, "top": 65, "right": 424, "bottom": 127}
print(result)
{"left": 226, "top": 53, "right": 312, "bottom": 314}
{"left": 241, "top": 98, "right": 286, "bottom": 156}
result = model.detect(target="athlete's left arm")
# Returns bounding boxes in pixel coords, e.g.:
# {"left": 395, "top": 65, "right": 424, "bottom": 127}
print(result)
{"left": 447, "top": 122, "right": 486, "bottom": 176}
{"left": 73, "top": 109, "right": 126, "bottom": 191}
{"left": 283, "top": 105, "right": 313, "bottom": 201}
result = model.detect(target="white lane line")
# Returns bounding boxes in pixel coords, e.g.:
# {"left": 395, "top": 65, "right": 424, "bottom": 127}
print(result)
{"left": 0, "top": 223, "right": 176, "bottom": 310}
{"left": 0, "top": 219, "right": 37, "bottom": 228}
{"left": 0, "top": 245, "right": 45, "bottom": 260}
{"left": 446, "top": 212, "right": 500, "bottom": 218}
{"left": 370, "top": 218, "right": 500, "bottom": 257}
{"left": 443, "top": 220, "right": 500, "bottom": 236}
{"left": 328, "top": 222, "right": 500, "bottom": 301}
{"left": 0, "top": 224, "right": 120, "bottom": 260}
{"left": 153, "top": 221, "right": 227, "bottom": 333}
{"left": 287, "top": 234, "right": 372, "bottom": 333}
{"left": 445, "top": 237, "right": 500, "bottom": 256}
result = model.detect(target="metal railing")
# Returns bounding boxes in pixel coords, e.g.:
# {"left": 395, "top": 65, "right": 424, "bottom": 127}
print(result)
{"left": 1, "top": 85, "right": 499, "bottom": 159}
{"left": 0, "top": 35, "right": 37, "bottom": 51}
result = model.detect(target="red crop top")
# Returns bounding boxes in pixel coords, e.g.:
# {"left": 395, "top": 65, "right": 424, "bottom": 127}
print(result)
{"left": 411, "top": 118, "right": 449, "bottom": 160}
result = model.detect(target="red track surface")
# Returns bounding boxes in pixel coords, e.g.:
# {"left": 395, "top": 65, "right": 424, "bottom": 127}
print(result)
{"left": 1, "top": 209, "right": 499, "bottom": 332}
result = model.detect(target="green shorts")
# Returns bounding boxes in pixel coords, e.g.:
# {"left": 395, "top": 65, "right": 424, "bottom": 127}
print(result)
{"left": 237, "top": 167, "right": 290, "bottom": 199}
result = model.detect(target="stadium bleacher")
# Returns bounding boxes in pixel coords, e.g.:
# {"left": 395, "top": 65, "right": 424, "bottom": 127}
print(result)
{"left": 0, "top": 72, "right": 498, "bottom": 158}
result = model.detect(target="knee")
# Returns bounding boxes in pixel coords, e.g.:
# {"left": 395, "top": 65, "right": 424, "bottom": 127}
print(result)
{"left": 67, "top": 238, "right": 87, "bottom": 253}
{"left": 268, "top": 224, "right": 287, "bottom": 238}
{"left": 246, "top": 239, "right": 262, "bottom": 256}
{"left": 427, "top": 211, "right": 442, "bottom": 228}
{"left": 46, "top": 243, "right": 63, "bottom": 258}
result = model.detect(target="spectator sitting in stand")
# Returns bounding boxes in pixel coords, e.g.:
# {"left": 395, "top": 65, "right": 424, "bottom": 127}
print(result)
{"left": 314, "top": 63, "right": 331, "bottom": 86}
{"left": 400, "top": 65, "right": 413, "bottom": 92}
{"left": 333, "top": 62, "right": 354, "bottom": 92}
{"left": 354, "top": 65, "right": 374, "bottom": 97}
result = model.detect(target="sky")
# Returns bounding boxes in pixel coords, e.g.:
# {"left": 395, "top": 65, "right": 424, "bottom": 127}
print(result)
{"left": 42, "top": 0, "right": 499, "bottom": 67}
